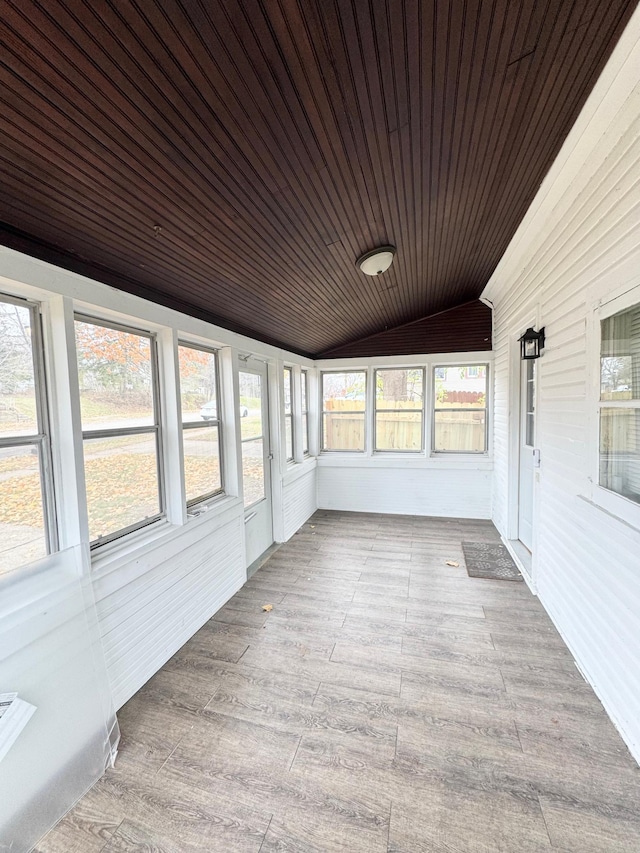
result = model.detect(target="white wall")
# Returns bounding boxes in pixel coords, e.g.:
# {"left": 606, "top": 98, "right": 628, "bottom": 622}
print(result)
{"left": 315, "top": 353, "right": 493, "bottom": 519}
{"left": 92, "top": 502, "right": 246, "bottom": 709}
{"left": 0, "top": 548, "right": 116, "bottom": 851}
{"left": 483, "top": 6, "right": 640, "bottom": 761}
{"left": 317, "top": 459, "right": 492, "bottom": 518}
{"left": 0, "top": 249, "right": 317, "bottom": 711}
{"left": 283, "top": 462, "right": 318, "bottom": 540}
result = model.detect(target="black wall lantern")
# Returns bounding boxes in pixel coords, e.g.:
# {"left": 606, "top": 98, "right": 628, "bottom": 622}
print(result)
{"left": 519, "top": 327, "right": 545, "bottom": 359}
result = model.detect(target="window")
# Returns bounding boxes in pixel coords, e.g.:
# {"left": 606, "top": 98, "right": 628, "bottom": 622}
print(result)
{"left": 433, "top": 365, "right": 488, "bottom": 453}
{"left": 75, "top": 317, "right": 164, "bottom": 545}
{"left": 239, "top": 370, "right": 265, "bottom": 507}
{"left": 375, "top": 368, "right": 424, "bottom": 451}
{"left": 178, "top": 343, "right": 223, "bottom": 506}
{"left": 322, "top": 371, "right": 366, "bottom": 451}
{"left": 599, "top": 303, "right": 640, "bottom": 505}
{"left": 0, "top": 294, "right": 56, "bottom": 572}
{"left": 284, "top": 366, "right": 294, "bottom": 462}
{"left": 301, "top": 369, "right": 309, "bottom": 455}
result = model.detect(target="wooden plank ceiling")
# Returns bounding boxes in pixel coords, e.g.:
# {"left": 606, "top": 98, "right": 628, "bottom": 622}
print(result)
{"left": 0, "top": 0, "right": 636, "bottom": 357}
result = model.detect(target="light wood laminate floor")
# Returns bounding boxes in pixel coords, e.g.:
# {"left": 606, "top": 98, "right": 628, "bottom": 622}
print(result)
{"left": 37, "top": 511, "right": 640, "bottom": 852}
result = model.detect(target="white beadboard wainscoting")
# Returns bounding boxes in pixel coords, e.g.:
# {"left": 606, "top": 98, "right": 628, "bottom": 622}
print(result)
{"left": 317, "top": 458, "right": 492, "bottom": 518}
{"left": 92, "top": 500, "right": 246, "bottom": 709}
{"left": 282, "top": 460, "right": 318, "bottom": 541}
{"left": 483, "top": 8, "right": 640, "bottom": 762}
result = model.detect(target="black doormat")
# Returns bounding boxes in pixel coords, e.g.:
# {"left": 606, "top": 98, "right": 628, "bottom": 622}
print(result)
{"left": 462, "top": 541, "right": 523, "bottom": 581}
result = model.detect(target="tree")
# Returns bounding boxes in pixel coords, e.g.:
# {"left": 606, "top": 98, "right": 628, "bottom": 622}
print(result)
{"left": 178, "top": 346, "right": 216, "bottom": 404}
{"left": 0, "top": 302, "right": 35, "bottom": 396}
{"left": 75, "top": 322, "right": 152, "bottom": 396}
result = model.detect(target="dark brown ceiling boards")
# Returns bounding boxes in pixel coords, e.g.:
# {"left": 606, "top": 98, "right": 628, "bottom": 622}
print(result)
{"left": 0, "top": 1, "right": 635, "bottom": 356}
{"left": 320, "top": 300, "right": 492, "bottom": 358}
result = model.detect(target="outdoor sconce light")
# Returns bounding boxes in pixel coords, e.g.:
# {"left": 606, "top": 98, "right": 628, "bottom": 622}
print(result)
{"left": 519, "top": 327, "right": 546, "bottom": 359}
{"left": 356, "top": 245, "right": 396, "bottom": 276}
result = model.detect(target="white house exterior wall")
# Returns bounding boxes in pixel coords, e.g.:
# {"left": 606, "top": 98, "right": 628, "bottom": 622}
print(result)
{"left": 483, "top": 7, "right": 640, "bottom": 762}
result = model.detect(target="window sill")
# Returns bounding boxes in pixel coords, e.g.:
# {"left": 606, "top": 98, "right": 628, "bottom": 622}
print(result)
{"left": 186, "top": 489, "right": 228, "bottom": 517}
{"left": 317, "top": 454, "right": 493, "bottom": 470}
{"left": 580, "top": 486, "right": 640, "bottom": 533}
{"left": 283, "top": 455, "right": 317, "bottom": 485}
{"left": 91, "top": 494, "right": 243, "bottom": 580}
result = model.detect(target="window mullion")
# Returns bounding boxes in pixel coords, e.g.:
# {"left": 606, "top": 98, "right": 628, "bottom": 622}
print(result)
{"left": 45, "top": 295, "right": 89, "bottom": 552}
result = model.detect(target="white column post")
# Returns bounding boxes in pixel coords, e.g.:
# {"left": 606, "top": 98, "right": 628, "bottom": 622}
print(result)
{"left": 157, "top": 328, "right": 186, "bottom": 525}
{"left": 43, "top": 295, "right": 90, "bottom": 559}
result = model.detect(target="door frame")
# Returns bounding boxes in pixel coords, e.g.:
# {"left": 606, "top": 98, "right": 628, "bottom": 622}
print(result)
{"left": 517, "top": 356, "right": 536, "bottom": 552}
{"left": 505, "top": 306, "right": 541, "bottom": 589}
{"left": 239, "top": 357, "right": 275, "bottom": 571}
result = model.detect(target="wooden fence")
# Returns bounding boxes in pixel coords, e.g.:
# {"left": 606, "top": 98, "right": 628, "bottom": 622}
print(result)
{"left": 323, "top": 399, "right": 485, "bottom": 451}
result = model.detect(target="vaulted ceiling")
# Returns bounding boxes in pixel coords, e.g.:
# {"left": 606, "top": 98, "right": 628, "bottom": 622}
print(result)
{"left": 0, "top": 1, "right": 636, "bottom": 356}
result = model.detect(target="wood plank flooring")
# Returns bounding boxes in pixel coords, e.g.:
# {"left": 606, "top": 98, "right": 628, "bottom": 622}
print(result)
{"left": 36, "top": 511, "right": 640, "bottom": 853}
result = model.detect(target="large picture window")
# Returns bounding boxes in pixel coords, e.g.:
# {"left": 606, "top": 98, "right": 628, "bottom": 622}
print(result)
{"left": 599, "top": 303, "right": 640, "bottom": 505}
{"left": 0, "top": 294, "right": 56, "bottom": 572}
{"left": 375, "top": 368, "right": 424, "bottom": 451}
{"left": 322, "top": 371, "right": 366, "bottom": 451}
{"left": 178, "top": 343, "right": 223, "bottom": 506}
{"left": 433, "top": 365, "right": 488, "bottom": 453}
{"left": 75, "top": 317, "right": 164, "bottom": 546}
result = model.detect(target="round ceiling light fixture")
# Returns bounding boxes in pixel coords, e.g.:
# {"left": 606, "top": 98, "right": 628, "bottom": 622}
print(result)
{"left": 356, "top": 245, "right": 396, "bottom": 276}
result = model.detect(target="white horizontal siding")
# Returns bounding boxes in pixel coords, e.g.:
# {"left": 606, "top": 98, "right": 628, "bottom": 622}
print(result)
{"left": 282, "top": 465, "right": 317, "bottom": 540}
{"left": 317, "top": 464, "right": 492, "bottom": 519}
{"left": 93, "top": 509, "right": 245, "bottom": 709}
{"left": 484, "top": 11, "right": 640, "bottom": 760}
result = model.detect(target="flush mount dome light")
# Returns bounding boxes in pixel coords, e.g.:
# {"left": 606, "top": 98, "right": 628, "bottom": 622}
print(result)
{"left": 356, "top": 245, "right": 396, "bottom": 276}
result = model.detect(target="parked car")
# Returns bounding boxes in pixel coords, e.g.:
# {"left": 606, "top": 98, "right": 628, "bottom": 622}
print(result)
{"left": 200, "top": 401, "right": 248, "bottom": 420}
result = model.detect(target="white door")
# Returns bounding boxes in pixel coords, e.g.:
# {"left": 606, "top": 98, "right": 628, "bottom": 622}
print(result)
{"left": 239, "top": 363, "right": 273, "bottom": 567}
{"left": 518, "top": 358, "right": 536, "bottom": 551}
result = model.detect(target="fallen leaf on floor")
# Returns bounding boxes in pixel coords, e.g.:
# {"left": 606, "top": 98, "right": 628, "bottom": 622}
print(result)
{"left": 262, "top": 604, "right": 273, "bottom": 612}
{"left": 310, "top": 525, "right": 316, "bottom": 528}
{"left": 446, "top": 560, "right": 460, "bottom": 567}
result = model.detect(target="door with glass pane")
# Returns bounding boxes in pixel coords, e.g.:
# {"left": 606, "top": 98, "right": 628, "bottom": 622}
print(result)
{"left": 240, "top": 363, "right": 273, "bottom": 567}
{"left": 518, "top": 358, "right": 535, "bottom": 552}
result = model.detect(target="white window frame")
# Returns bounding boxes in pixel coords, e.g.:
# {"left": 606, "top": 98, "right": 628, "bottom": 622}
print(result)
{"left": 431, "top": 363, "right": 489, "bottom": 455}
{"left": 301, "top": 368, "right": 310, "bottom": 456}
{"left": 589, "top": 282, "right": 640, "bottom": 529}
{"left": 321, "top": 369, "right": 367, "bottom": 453}
{"left": 177, "top": 341, "right": 225, "bottom": 508}
{"left": 283, "top": 365, "right": 294, "bottom": 463}
{"left": 373, "top": 367, "right": 425, "bottom": 453}
{"left": 75, "top": 314, "right": 166, "bottom": 548}
{"left": 0, "top": 291, "right": 57, "bottom": 561}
